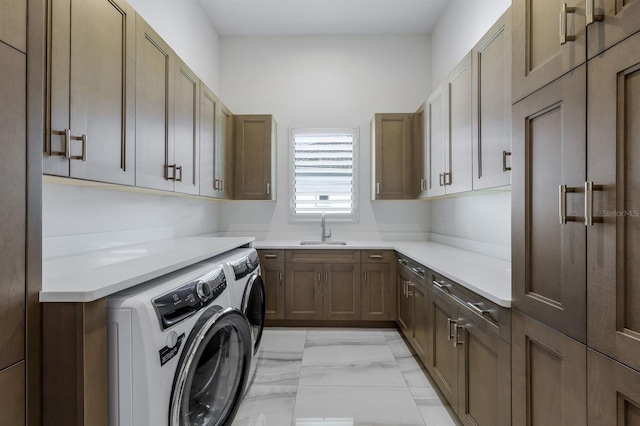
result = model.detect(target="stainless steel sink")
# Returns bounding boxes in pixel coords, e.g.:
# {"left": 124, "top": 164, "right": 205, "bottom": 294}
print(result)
{"left": 299, "top": 240, "right": 347, "bottom": 246}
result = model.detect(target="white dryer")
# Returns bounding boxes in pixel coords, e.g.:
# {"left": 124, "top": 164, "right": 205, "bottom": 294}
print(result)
{"left": 218, "top": 248, "right": 265, "bottom": 392}
{"left": 108, "top": 257, "right": 252, "bottom": 426}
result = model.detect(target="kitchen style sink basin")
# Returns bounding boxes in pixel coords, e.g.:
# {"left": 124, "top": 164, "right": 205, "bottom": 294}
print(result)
{"left": 299, "top": 240, "right": 347, "bottom": 246}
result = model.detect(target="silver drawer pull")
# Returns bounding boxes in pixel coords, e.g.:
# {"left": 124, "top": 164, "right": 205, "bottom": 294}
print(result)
{"left": 369, "top": 254, "right": 383, "bottom": 260}
{"left": 584, "top": 181, "right": 603, "bottom": 226}
{"left": 447, "top": 317, "right": 456, "bottom": 340}
{"left": 466, "top": 302, "right": 490, "bottom": 316}
{"left": 264, "top": 254, "right": 277, "bottom": 259}
{"left": 411, "top": 267, "right": 425, "bottom": 276}
{"left": 433, "top": 280, "right": 450, "bottom": 292}
{"left": 453, "top": 324, "right": 464, "bottom": 347}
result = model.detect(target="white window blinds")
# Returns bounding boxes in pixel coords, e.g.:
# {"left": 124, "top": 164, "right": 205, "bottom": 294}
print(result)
{"left": 290, "top": 128, "right": 358, "bottom": 221}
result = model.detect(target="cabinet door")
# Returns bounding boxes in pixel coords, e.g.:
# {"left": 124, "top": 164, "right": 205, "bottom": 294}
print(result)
{"left": 199, "top": 82, "right": 218, "bottom": 198}
{"left": 446, "top": 52, "right": 473, "bottom": 195}
{"left": 362, "top": 263, "right": 394, "bottom": 321}
{"left": 427, "top": 287, "right": 459, "bottom": 410}
{"left": 588, "top": 349, "right": 640, "bottom": 426}
{"left": 512, "top": 0, "right": 586, "bottom": 102}
{"left": 286, "top": 262, "right": 323, "bottom": 320}
{"left": 512, "top": 65, "right": 587, "bottom": 343}
{"left": 324, "top": 263, "right": 361, "bottom": 321}
{"left": 457, "top": 310, "right": 511, "bottom": 426}
{"left": 372, "top": 113, "right": 413, "bottom": 199}
{"left": 258, "top": 251, "right": 285, "bottom": 320}
{"left": 235, "top": 115, "right": 275, "bottom": 200}
{"left": 472, "top": 8, "right": 512, "bottom": 190}
{"left": 426, "top": 82, "right": 448, "bottom": 198}
{"left": 0, "top": 362, "right": 25, "bottom": 425}
{"left": 173, "top": 58, "right": 199, "bottom": 195}
{"left": 512, "top": 311, "right": 587, "bottom": 426}
{"left": 587, "top": 32, "right": 640, "bottom": 371}
{"left": 216, "top": 103, "right": 234, "bottom": 199}
{"left": 397, "top": 269, "right": 414, "bottom": 338}
{"left": 135, "top": 16, "right": 175, "bottom": 191}
{"left": 414, "top": 103, "right": 428, "bottom": 198}
{"left": 0, "top": 44, "right": 25, "bottom": 371}
{"left": 46, "top": 0, "right": 136, "bottom": 185}
{"left": 410, "top": 281, "right": 429, "bottom": 364}
{"left": 0, "top": 0, "right": 26, "bottom": 52}
{"left": 587, "top": 0, "right": 640, "bottom": 59}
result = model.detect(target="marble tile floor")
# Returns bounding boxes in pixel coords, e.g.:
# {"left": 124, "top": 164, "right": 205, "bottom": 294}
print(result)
{"left": 232, "top": 328, "right": 460, "bottom": 426}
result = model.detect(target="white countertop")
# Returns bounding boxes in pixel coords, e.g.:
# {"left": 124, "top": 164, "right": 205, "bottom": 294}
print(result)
{"left": 41, "top": 236, "right": 255, "bottom": 302}
{"left": 253, "top": 240, "right": 512, "bottom": 307}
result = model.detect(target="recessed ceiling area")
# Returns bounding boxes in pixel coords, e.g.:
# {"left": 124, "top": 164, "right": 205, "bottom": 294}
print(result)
{"left": 197, "top": 0, "right": 451, "bottom": 36}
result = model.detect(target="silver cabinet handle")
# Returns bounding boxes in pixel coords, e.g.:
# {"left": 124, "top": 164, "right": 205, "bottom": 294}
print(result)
{"left": 49, "top": 128, "right": 70, "bottom": 157}
{"left": 279, "top": 270, "right": 283, "bottom": 286}
{"left": 560, "top": 3, "right": 577, "bottom": 45}
{"left": 453, "top": 324, "right": 464, "bottom": 347}
{"left": 398, "top": 258, "right": 408, "bottom": 266}
{"left": 406, "top": 281, "right": 414, "bottom": 297}
{"left": 585, "top": 181, "right": 603, "bottom": 226}
{"left": 466, "top": 302, "right": 490, "bottom": 316}
{"left": 410, "top": 266, "right": 425, "bottom": 276}
{"left": 447, "top": 317, "right": 456, "bottom": 341}
{"left": 363, "top": 272, "right": 368, "bottom": 285}
{"left": 69, "top": 133, "right": 88, "bottom": 161}
{"left": 433, "top": 279, "right": 450, "bottom": 292}
{"left": 420, "top": 178, "right": 426, "bottom": 191}
{"left": 220, "top": 179, "right": 224, "bottom": 191}
{"left": 502, "top": 151, "right": 511, "bottom": 172}
{"left": 369, "top": 254, "right": 383, "bottom": 260}
{"left": 376, "top": 182, "right": 380, "bottom": 194}
{"left": 264, "top": 254, "right": 277, "bottom": 259}
{"left": 175, "top": 165, "right": 183, "bottom": 182}
{"left": 213, "top": 178, "right": 219, "bottom": 190}
{"left": 586, "top": 0, "right": 603, "bottom": 26}
{"left": 166, "top": 164, "right": 176, "bottom": 180}
{"left": 558, "top": 184, "right": 580, "bottom": 224}
{"left": 318, "top": 272, "right": 321, "bottom": 284}
{"left": 444, "top": 172, "right": 452, "bottom": 186}
{"left": 439, "top": 173, "right": 444, "bottom": 187}
{"left": 266, "top": 182, "right": 270, "bottom": 195}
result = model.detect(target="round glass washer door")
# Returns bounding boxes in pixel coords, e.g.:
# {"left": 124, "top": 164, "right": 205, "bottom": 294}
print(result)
{"left": 242, "top": 274, "right": 265, "bottom": 355}
{"left": 170, "top": 306, "right": 251, "bottom": 426}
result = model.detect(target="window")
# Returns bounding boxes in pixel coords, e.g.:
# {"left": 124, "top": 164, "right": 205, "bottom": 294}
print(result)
{"left": 289, "top": 127, "right": 358, "bottom": 222}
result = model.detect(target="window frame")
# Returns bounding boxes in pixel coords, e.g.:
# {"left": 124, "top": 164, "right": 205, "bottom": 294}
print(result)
{"left": 288, "top": 126, "right": 359, "bottom": 223}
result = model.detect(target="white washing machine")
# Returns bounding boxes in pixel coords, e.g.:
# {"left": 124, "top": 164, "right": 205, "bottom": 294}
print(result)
{"left": 218, "top": 248, "right": 265, "bottom": 392}
{"left": 108, "top": 257, "right": 253, "bottom": 426}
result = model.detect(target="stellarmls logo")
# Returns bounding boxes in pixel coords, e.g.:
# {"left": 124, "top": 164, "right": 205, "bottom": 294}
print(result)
{"left": 602, "top": 209, "right": 640, "bottom": 218}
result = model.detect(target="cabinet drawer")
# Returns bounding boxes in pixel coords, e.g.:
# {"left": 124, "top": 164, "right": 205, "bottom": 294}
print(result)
{"left": 258, "top": 249, "right": 285, "bottom": 265}
{"left": 286, "top": 249, "right": 360, "bottom": 264}
{"left": 431, "top": 273, "right": 510, "bottom": 343}
{"left": 361, "top": 250, "right": 394, "bottom": 263}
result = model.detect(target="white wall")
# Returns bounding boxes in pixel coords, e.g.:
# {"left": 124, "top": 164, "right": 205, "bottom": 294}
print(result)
{"left": 42, "top": 182, "right": 220, "bottom": 257}
{"left": 428, "top": 0, "right": 512, "bottom": 259}
{"left": 217, "top": 35, "right": 431, "bottom": 241}
{"left": 430, "top": 0, "right": 511, "bottom": 91}
{"left": 128, "top": 0, "right": 221, "bottom": 92}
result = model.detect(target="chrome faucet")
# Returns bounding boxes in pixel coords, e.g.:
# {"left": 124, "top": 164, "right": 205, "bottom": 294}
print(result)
{"left": 321, "top": 212, "right": 332, "bottom": 241}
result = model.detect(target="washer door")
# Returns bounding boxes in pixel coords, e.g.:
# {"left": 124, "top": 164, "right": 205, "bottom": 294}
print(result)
{"left": 242, "top": 274, "right": 265, "bottom": 355}
{"left": 169, "top": 306, "right": 251, "bottom": 426}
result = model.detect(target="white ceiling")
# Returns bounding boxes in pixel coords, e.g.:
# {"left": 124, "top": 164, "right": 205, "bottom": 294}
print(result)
{"left": 197, "top": 0, "right": 452, "bottom": 36}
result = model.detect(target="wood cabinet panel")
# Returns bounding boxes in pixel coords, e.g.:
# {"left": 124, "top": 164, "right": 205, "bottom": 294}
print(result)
{"left": 235, "top": 115, "right": 275, "bottom": 200}
{"left": 397, "top": 267, "right": 414, "bottom": 337}
{"left": 0, "top": 44, "right": 26, "bottom": 370}
{"left": 135, "top": 16, "right": 174, "bottom": 191}
{"left": 587, "top": 31, "right": 640, "bottom": 371}
{"left": 286, "top": 250, "right": 360, "bottom": 264}
{"left": 588, "top": 349, "right": 640, "bottom": 426}
{"left": 324, "top": 263, "right": 361, "bottom": 321}
{"left": 457, "top": 310, "right": 511, "bottom": 426}
{"left": 410, "top": 280, "right": 429, "bottom": 363}
{"left": 472, "top": 8, "right": 512, "bottom": 190}
{"left": 362, "top": 263, "right": 395, "bottom": 321}
{"left": 286, "top": 262, "right": 323, "bottom": 320}
{"left": 512, "top": 311, "right": 587, "bottom": 426}
{"left": 587, "top": 0, "right": 640, "bottom": 59}
{"left": 258, "top": 250, "right": 285, "bottom": 320}
{"left": 0, "top": 0, "right": 26, "bottom": 52}
{"left": 45, "top": 0, "right": 136, "bottom": 185}
{"left": 199, "top": 82, "right": 218, "bottom": 197}
{"left": 361, "top": 250, "right": 395, "bottom": 264}
{"left": 372, "top": 113, "right": 414, "bottom": 199}
{"left": 428, "top": 287, "right": 459, "bottom": 410}
{"left": 0, "top": 361, "right": 25, "bottom": 426}
{"left": 512, "top": 65, "right": 587, "bottom": 343}
{"left": 43, "top": 299, "right": 108, "bottom": 426}
{"left": 173, "top": 58, "right": 199, "bottom": 195}
{"left": 512, "top": 0, "right": 586, "bottom": 102}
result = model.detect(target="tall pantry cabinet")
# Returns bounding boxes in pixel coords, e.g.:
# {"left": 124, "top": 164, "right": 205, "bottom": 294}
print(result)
{"left": 511, "top": 1, "right": 640, "bottom": 424}
{"left": 0, "top": 5, "right": 27, "bottom": 424}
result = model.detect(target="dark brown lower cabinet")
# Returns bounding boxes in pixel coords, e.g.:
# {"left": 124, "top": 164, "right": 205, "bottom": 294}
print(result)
{"left": 512, "top": 310, "right": 587, "bottom": 426}
{"left": 362, "top": 262, "right": 395, "bottom": 321}
{"left": 457, "top": 310, "right": 510, "bottom": 426}
{"left": 588, "top": 349, "right": 640, "bottom": 426}
{"left": 258, "top": 250, "right": 285, "bottom": 320}
{"left": 0, "top": 361, "right": 25, "bottom": 426}
{"left": 427, "top": 286, "right": 459, "bottom": 409}
{"left": 285, "top": 262, "right": 323, "bottom": 320}
{"left": 397, "top": 267, "right": 414, "bottom": 335}
{"left": 410, "top": 280, "right": 429, "bottom": 363}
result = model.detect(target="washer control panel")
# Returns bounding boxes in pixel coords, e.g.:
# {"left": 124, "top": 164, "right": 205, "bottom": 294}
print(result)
{"left": 230, "top": 250, "right": 260, "bottom": 279}
{"left": 153, "top": 265, "right": 227, "bottom": 330}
